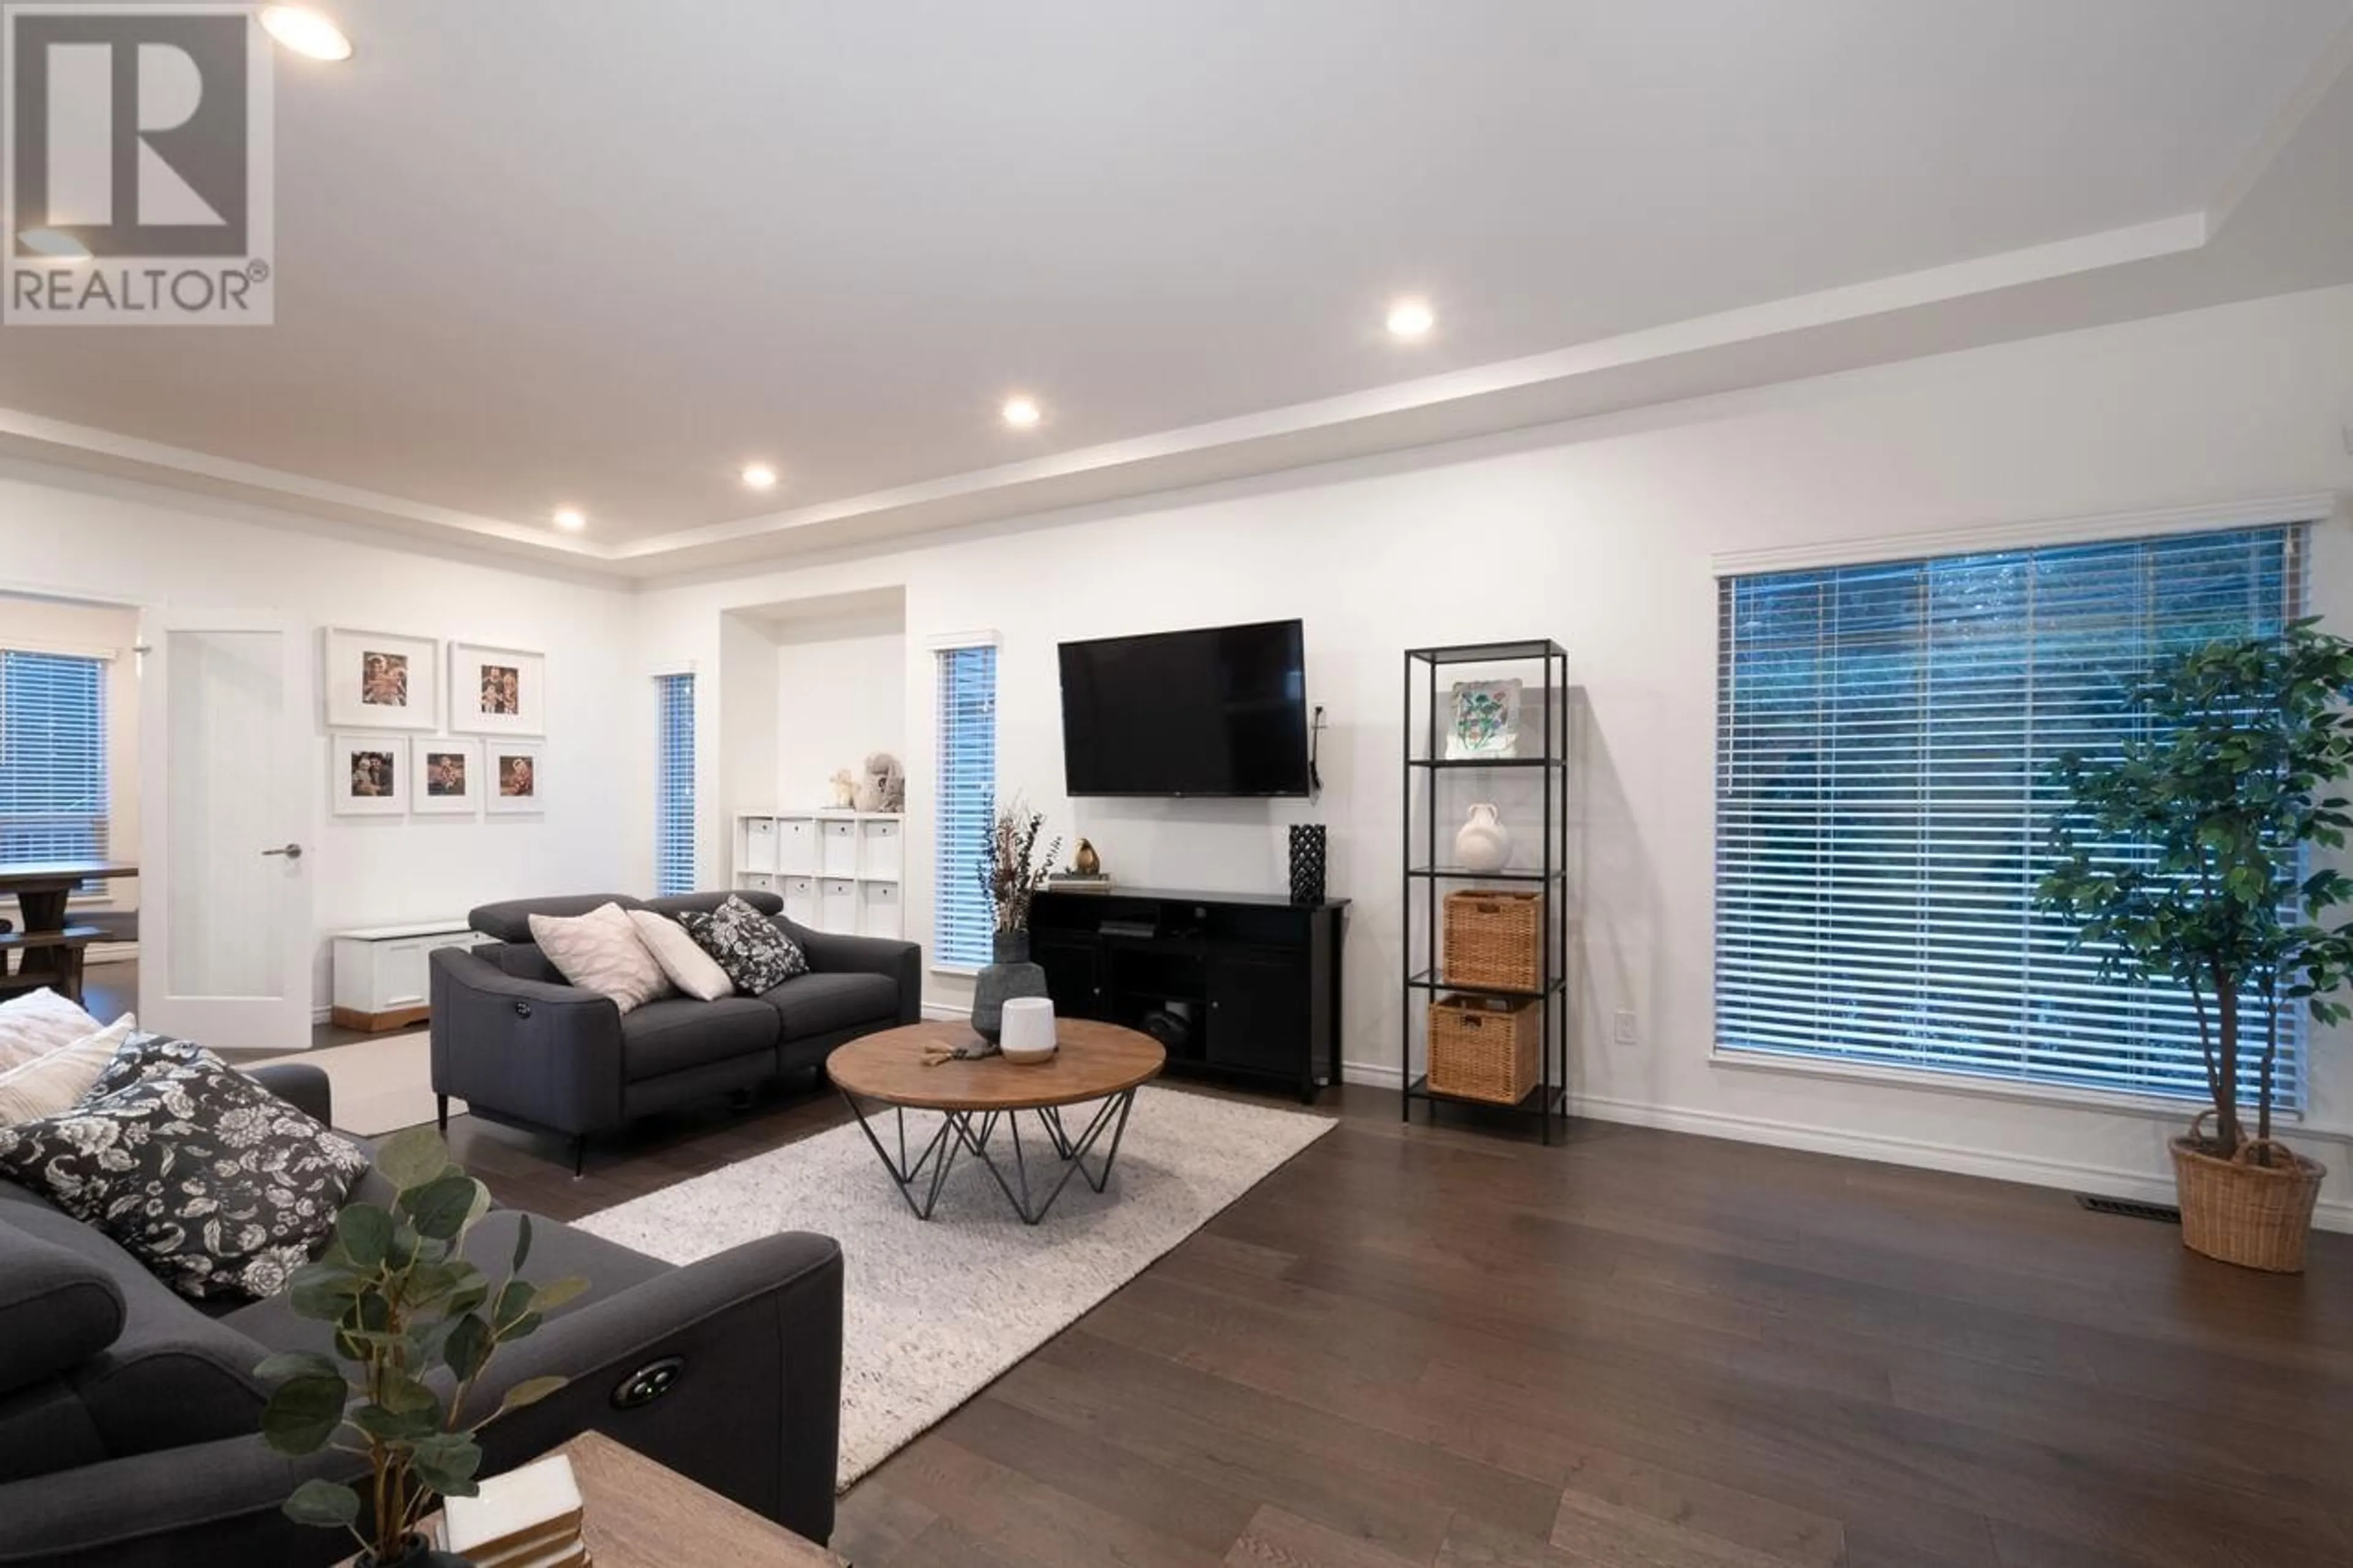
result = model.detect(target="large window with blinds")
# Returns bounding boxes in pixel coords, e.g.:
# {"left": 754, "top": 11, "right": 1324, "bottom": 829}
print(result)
{"left": 654, "top": 673, "right": 695, "bottom": 896}
{"left": 934, "top": 642, "right": 998, "bottom": 970}
{"left": 0, "top": 650, "right": 109, "bottom": 868}
{"left": 1715, "top": 524, "right": 2307, "bottom": 1106}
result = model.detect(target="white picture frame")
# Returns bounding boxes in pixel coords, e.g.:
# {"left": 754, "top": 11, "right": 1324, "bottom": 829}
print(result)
{"left": 332, "top": 734, "right": 411, "bottom": 816}
{"left": 323, "top": 628, "right": 441, "bottom": 731}
{"left": 412, "top": 739, "right": 483, "bottom": 817}
{"left": 485, "top": 743, "right": 545, "bottom": 815}
{"left": 448, "top": 642, "right": 547, "bottom": 737}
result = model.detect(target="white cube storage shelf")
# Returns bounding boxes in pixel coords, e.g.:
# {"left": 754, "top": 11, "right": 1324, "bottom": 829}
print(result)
{"left": 737, "top": 812, "right": 903, "bottom": 940}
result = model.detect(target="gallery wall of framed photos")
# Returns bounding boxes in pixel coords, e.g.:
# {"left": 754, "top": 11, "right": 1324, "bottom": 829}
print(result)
{"left": 325, "top": 629, "right": 547, "bottom": 819}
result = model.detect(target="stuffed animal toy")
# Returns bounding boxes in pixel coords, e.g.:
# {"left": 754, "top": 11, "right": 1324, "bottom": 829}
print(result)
{"left": 828, "top": 769, "right": 858, "bottom": 809}
{"left": 860, "top": 752, "right": 906, "bottom": 812}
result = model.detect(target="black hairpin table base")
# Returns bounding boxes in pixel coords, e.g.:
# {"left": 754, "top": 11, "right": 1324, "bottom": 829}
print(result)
{"left": 839, "top": 1091, "right": 1140, "bottom": 1225}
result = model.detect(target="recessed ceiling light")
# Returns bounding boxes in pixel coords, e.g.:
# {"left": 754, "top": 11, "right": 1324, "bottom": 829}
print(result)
{"left": 17, "top": 229, "right": 89, "bottom": 262}
{"left": 551, "top": 508, "right": 586, "bottom": 532}
{"left": 741, "top": 463, "right": 779, "bottom": 491}
{"left": 259, "top": 6, "right": 354, "bottom": 62}
{"left": 1386, "top": 298, "right": 1435, "bottom": 339}
{"left": 1001, "top": 396, "right": 1042, "bottom": 429}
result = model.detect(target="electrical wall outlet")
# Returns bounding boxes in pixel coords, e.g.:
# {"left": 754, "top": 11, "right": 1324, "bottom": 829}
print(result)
{"left": 1612, "top": 1009, "right": 1639, "bottom": 1047}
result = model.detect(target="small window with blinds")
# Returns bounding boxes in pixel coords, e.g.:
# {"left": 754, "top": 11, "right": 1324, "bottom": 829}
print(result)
{"left": 934, "top": 642, "right": 998, "bottom": 970}
{"left": 654, "top": 673, "right": 695, "bottom": 897}
{"left": 0, "top": 650, "right": 108, "bottom": 873}
{"left": 1715, "top": 523, "right": 2308, "bottom": 1106}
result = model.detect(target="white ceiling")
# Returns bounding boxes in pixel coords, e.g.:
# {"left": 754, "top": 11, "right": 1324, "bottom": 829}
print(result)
{"left": 4, "top": 0, "right": 2351, "bottom": 578}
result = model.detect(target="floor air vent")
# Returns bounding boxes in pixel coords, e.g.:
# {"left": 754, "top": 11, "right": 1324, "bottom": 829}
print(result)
{"left": 2077, "top": 1194, "right": 2181, "bottom": 1223}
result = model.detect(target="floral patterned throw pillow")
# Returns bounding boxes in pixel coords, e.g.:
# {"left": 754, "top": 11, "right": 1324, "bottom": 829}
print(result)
{"left": 0, "top": 1032, "right": 371, "bottom": 1301}
{"left": 679, "top": 895, "right": 810, "bottom": 995}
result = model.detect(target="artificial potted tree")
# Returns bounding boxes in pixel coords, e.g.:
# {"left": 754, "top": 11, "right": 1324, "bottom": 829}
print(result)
{"left": 257, "top": 1127, "right": 583, "bottom": 1564}
{"left": 2039, "top": 619, "right": 2353, "bottom": 1272}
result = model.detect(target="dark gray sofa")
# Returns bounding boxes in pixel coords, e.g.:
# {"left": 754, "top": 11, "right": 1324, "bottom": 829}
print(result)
{"left": 0, "top": 1062, "right": 844, "bottom": 1567}
{"left": 432, "top": 890, "right": 920, "bottom": 1172}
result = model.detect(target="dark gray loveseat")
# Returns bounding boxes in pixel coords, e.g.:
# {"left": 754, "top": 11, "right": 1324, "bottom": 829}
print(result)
{"left": 0, "top": 1063, "right": 844, "bottom": 1567}
{"left": 432, "top": 890, "right": 920, "bottom": 1172}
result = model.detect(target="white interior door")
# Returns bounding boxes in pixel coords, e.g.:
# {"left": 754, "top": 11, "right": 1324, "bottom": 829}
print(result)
{"left": 138, "top": 610, "right": 313, "bottom": 1053}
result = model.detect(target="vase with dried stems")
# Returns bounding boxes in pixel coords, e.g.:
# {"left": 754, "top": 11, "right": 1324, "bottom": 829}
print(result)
{"left": 972, "top": 800, "right": 1061, "bottom": 1042}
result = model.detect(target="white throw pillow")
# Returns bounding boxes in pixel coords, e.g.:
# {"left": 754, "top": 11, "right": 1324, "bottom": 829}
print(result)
{"left": 0, "top": 986, "right": 104, "bottom": 1072}
{"left": 526, "top": 903, "right": 673, "bottom": 1014}
{"left": 626, "top": 909, "right": 734, "bottom": 1003}
{"left": 0, "top": 1015, "right": 134, "bottom": 1123}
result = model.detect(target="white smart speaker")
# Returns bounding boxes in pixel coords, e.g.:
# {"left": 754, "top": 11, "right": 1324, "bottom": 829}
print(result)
{"left": 999, "top": 996, "right": 1058, "bottom": 1064}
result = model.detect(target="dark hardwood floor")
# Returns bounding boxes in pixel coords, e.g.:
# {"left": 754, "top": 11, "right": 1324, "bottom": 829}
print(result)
{"left": 432, "top": 1071, "right": 2353, "bottom": 1568}
{"left": 80, "top": 960, "right": 2353, "bottom": 1565}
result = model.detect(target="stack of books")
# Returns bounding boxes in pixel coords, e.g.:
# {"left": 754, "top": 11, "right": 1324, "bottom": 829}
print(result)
{"left": 1046, "top": 872, "right": 1113, "bottom": 891}
{"left": 440, "top": 1453, "right": 589, "bottom": 1568}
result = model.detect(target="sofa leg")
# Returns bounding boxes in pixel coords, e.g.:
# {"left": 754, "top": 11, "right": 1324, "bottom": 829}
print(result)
{"left": 572, "top": 1135, "right": 586, "bottom": 1179}
{"left": 436, "top": 1095, "right": 449, "bottom": 1134}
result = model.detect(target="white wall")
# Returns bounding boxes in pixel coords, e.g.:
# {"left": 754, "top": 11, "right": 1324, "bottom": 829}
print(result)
{"left": 637, "top": 282, "right": 2353, "bottom": 1222}
{"left": 775, "top": 627, "right": 906, "bottom": 812}
{"left": 0, "top": 466, "right": 639, "bottom": 1024}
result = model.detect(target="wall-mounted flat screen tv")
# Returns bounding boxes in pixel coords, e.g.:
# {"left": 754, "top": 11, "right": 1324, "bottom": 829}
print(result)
{"left": 1059, "top": 619, "right": 1310, "bottom": 797}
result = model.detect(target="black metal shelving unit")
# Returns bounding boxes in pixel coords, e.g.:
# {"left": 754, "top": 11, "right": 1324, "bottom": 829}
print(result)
{"left": 1402, "top": 639, "right": 1572, "bottom": 1142}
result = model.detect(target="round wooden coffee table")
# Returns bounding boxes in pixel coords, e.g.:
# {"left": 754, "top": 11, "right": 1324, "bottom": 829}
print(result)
{"left": 827, "top": 1019, "right": 1165, "bottom": 1224}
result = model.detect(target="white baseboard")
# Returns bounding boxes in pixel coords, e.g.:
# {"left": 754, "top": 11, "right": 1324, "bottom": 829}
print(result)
{"left": 86, "top": 942, "right": 138, "bottom": 966}
{"left": 1337, "top": 1057, "right": 2352, "bottom": 1234}
{"left": 1570, "top": 1091, "right": 2353, "bottom": 1235}
{"left": 922, "top": 999, "right": 973, "bottom": 1020}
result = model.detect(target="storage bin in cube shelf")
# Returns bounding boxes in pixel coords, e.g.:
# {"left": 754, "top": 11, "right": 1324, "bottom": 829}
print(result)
{"left": 820, "top": 819, "right": 859, "bottom": 879}
{"left": 859, "top": 881, "right": 903, "bottom": 941}
{"left": 820, "top": 877, "right": 857, "bottom": 931}
{"left": 782, "top": 875, "right": 819, "bottom": 928}
{"left": 860, "top": 817, "right": 903, "bottom": 881}
{"left": 778, "top": 816, "right": 819, "bottom": 875}
{"left": 741, "top": 817, "right": 779, "bottom": 874}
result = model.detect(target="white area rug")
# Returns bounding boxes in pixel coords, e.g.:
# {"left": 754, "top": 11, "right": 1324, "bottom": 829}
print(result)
{"left": 249, "top": 1031, "right": 458, "bottom": 1136}
{"left": 575, "top": 1085, "right": 1333, "bottom": 1488}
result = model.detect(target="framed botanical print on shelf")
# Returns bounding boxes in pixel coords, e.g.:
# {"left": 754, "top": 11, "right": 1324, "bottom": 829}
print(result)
{"left": 323, "top": 629, "right": 440, "bottom": 730}
{"left": 332, "top": 735, "right": 410, "bottom": 816}
{"left": 449, "top": 642, "right": 546, "bottom": 737}
{"left": 486, "top": 743, "right": 544, "bottom": 816}
{"left": 413, "top": 739, "right": 483, "bottom": 817}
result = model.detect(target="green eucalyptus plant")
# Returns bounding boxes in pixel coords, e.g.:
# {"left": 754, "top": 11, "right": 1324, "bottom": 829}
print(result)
{"left": 2037, "top": 618, "right": 2353, "bottom": 1162}
{"left": 256, "top": 1126, "right": 584, "bottom": 1566}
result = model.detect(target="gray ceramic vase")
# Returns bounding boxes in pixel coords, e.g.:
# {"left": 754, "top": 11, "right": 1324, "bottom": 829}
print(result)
{"left": 972, "top": 930, "right": 1049, "bottom": 1043}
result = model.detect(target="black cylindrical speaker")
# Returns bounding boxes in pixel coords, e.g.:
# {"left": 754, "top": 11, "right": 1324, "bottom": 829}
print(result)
{"left": 1289, "top": 824, "right": 1327, "bottom": 906}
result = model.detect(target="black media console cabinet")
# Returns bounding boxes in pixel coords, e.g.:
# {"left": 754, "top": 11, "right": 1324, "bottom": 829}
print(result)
{"left": 1029, "top": 887, "right": 1348, "bottom": 1104}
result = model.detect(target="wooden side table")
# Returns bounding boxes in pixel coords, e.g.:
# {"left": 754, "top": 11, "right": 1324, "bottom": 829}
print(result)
{"left": 392, "top": 1431, "right": 842, "bottom": 1567}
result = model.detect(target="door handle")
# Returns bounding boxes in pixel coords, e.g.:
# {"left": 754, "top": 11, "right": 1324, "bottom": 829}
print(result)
{"left": 262, "top": 843, "right": 303, "bottom": 860}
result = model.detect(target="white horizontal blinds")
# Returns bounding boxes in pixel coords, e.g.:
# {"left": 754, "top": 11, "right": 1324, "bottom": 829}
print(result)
{"left": 934, "top": 643, "right": 998, "bottom": 968}
{"left": 0, "top": 651, "right": 108, "bottom": 877}
{"left": 654, "top": 673, "right": 695, "bottom": 896}
{"left": 1716, "top": 525, "right": 2307, "bottom": 1105}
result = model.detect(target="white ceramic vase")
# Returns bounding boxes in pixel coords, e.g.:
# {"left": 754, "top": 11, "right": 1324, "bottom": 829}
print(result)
{"left": 1455, "top": 803, "right": 1512, "bottom": 872}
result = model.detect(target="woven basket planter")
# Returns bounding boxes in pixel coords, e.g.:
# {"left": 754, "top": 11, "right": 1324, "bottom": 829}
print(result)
{"left": 2170, "top": 1112, "right": 2327, "bottom": 1274}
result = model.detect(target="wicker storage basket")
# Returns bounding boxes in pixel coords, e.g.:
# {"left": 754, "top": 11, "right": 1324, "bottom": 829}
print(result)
{"left": 1428, "top": 994, "right": 1540, "bottom": 1104}
{"left": 1442, "top": 890, "right": 1543, "bottom": 991}
{"left": 2170, "top": 1112, "right": 2327, "bottom": 1273}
